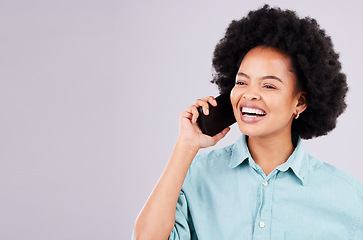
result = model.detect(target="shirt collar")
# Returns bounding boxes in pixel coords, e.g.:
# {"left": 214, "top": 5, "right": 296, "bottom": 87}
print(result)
{"left": 228, "top": 134, "right": 309, "bottom": 185}
{"left": 275, "top": 137, "right": 309, "bottom": 185}
{"left": 228, "top": 135, "right": 250, "bottom": 169}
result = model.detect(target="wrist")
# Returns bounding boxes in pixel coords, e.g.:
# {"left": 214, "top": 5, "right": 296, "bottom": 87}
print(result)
{"left": 175, "top": 139, "right": 200, "bottom": 153}
{"left": 167, "top": 140, "right": 199, "bottom": 168}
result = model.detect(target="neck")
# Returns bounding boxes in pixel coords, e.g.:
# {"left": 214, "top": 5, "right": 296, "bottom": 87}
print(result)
{"left": 247, "top": 131, "right": 295, "bottom": 176}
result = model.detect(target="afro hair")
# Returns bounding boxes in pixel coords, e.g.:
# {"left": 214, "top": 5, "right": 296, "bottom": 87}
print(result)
{"left": 211, "top": 4, "right": 348, "bottom": 139}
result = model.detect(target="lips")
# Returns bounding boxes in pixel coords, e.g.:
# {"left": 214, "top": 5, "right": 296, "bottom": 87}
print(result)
{"left": 239, "top": 104, "right": 267, "bottom": 123}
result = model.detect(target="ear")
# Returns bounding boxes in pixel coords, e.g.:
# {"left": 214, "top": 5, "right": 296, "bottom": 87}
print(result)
{"left": 296, "top": 91, "right": 307, "bottom": 114}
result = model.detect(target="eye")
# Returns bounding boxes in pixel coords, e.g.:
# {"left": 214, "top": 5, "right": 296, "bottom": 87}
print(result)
{"left": 264, "top": 84, "right": 276, "bottom": 89}
{"left": 235, "top": 81, "right": 246, "bottom": 86}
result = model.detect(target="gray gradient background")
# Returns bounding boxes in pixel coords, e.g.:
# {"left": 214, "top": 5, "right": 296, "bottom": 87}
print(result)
{"left": 1, "top": 0, "right": 362, "bottom": 239}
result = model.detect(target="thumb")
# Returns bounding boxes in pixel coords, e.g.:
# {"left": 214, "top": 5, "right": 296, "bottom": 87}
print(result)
{"left": 211, "top": 127, "right": 231, "bottom": 145}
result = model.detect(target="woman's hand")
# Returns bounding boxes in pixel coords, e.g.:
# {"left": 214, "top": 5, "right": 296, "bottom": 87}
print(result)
{"left": 177, "top": 96, "right": 230, "bottom": 150}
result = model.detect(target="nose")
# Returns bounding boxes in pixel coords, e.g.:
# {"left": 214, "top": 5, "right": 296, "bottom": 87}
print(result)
{"left": 243, "top": 87, "right": 261, "bottom": 101}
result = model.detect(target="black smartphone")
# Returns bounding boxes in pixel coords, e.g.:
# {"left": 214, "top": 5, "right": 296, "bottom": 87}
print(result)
{"left": 197, "top": 92, "right": 236, "bottom": 136}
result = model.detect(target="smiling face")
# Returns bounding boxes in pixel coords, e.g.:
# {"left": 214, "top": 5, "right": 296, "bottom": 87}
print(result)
{"left": 230, "top": 46, "right": 306, "bottom": 139}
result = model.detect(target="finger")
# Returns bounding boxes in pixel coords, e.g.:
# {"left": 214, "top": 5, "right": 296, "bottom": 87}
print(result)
{"left": 182, "top": 105, "right": 199, "bottom": 123}
{"left": 200, "top": 96, "right": 217, "bottom": 107}
{"left": 194, "top": 99, "right": 210, "bottom": 115}
{"left": 180, "top": 109, "right": 193, "bottom": 120}
{"left": 202, "top": 96, "right": 217, "bottom": 107}
{"left": 189, "top": 105, "right": 199, "bottom": 123}
{"left": 211, "top": 127, "right": 230, "bottom": 144}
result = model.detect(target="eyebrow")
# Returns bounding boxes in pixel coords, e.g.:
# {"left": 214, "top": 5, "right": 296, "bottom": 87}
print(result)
{"left": 237, "top": 72, "right": 283, "bottom": 83}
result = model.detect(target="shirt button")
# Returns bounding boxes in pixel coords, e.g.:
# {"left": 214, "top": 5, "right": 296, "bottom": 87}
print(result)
{"left": 262, "top": 180, "right": 268, "bottom": 186}
{"left": 259, "top": 221, "right": 265, "bottom": 228}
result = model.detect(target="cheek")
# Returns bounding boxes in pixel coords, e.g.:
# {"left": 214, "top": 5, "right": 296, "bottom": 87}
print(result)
{"left": 230, "top": 87, "right": 241, "bottom": 106}
{"left": 230, "top": 88, "right": 243, "bottom": 122}
{"left": 269, "top": 94, "right": 296, "bottom": 113}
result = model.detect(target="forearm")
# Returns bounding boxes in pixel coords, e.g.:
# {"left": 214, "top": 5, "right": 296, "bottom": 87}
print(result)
{"left": 133, "top": 141, "right": 199, "bottom": 240}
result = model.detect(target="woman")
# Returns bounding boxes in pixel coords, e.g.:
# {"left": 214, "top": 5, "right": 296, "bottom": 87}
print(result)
{"left": 133, "top": 5, "right": 363, "bottom": 240}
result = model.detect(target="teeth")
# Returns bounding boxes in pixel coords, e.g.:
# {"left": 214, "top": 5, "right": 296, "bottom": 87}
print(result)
{"left": 242, "top": 107, "right": 266, "bottom": 116}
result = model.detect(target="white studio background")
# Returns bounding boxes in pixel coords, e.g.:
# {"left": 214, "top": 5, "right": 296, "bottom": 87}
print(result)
{"left": 0, "top": 0, "right": 362, "bottom": 239}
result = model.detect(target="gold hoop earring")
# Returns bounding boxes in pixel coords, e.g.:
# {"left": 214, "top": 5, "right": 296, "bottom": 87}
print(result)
{"left": 295, "top": 111, "right": 300, "bottom": 119}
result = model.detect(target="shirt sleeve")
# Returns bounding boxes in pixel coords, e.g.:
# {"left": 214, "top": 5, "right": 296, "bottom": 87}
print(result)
{"left": 169, "top": 190, "right": 194, "bottom": 240}
{"left": 353, "top": 188, "right": 363, "bottom": 240}
{"left": 130, "top": 191, "right": 193, "bottom": 240}
{"left": 130, "top": 191, "right": 192, "bottom": 240}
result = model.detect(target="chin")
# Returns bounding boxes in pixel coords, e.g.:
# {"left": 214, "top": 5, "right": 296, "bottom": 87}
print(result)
{"left": 237, "top": 123, "right": 277, "bottom": 139}
{"left": 237, "top": 124, "right": 262, "bottom": 137}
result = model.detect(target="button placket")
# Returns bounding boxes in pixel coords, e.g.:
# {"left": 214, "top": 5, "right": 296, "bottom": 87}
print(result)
{"left": 253, "top": 175, "right": 276, "bottom": 239}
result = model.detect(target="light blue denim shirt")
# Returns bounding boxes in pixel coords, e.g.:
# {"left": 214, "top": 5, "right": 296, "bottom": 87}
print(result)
{"left": 167, "top": 135, "right": 363, "bottom": 240}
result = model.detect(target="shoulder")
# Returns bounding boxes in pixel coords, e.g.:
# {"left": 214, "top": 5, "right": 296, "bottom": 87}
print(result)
{"left": 191, "top": 143, "right": 234, "bottom": 166}
{"left": 308, "top": 156, "right": 363, "bottom": 201}
{"left": 182, "top": 142, "right": 236, "bottom": 186}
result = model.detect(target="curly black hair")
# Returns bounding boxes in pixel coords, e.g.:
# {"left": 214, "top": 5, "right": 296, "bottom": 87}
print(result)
{"left": 211, "top": 4, "right": 348, "bottom": 139}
